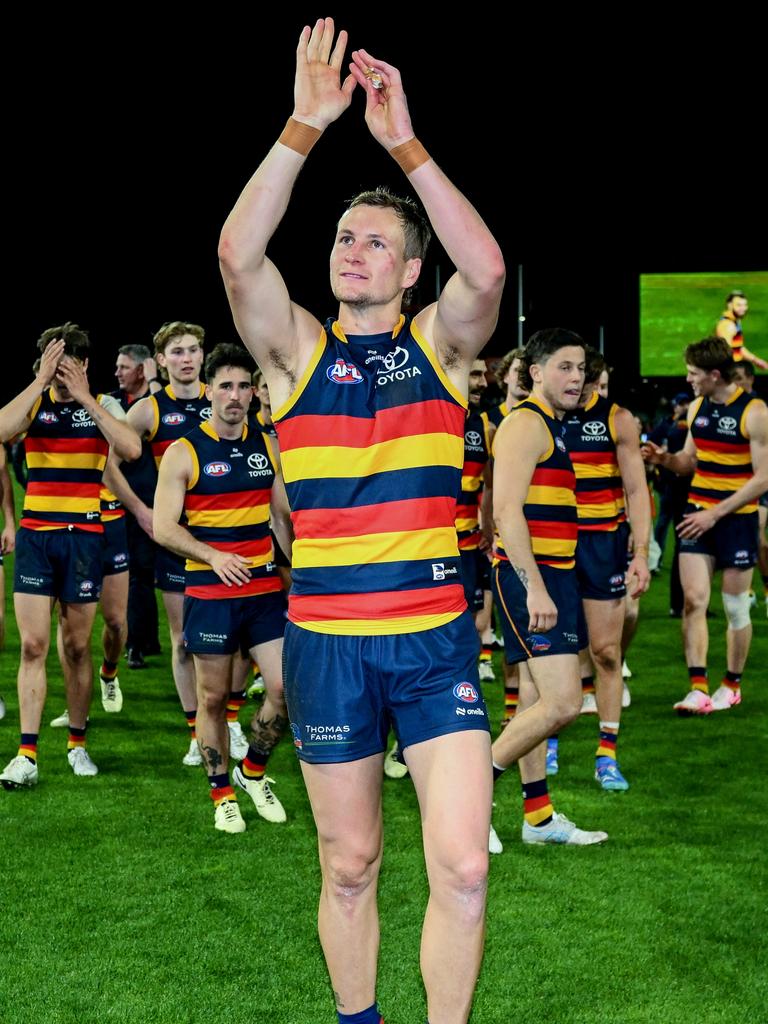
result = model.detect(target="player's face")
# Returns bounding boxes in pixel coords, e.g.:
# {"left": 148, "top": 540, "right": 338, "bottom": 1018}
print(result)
{"left": 686, "top": 364, "right": 718, "bottom": 396}
{"left": 729, "top": 297, "right": 748, "bottom": 318}
{"left": 731, "top": 366, "right": 753, "bottom": 392}
{"left": 115, "top": 355, "right": 142, "bottom": 391}
{"left": 468, "top": 360, "right": 487, "bottom": 407}
{"left": 253, "top": 375, "right": 271, "bottom": 411}
{"left": 157, "top": 335, "right": 203, "bottom": 387}
{"left": 505, "top": 357, "right": 529, "bottom": 401}
{"left": 533, "top": 346, "right": 585, "bottom": 413}
{"left": 597, "top": 369, "right": 609, "bottom": 398}
{"left": 206, "top": 367, "right": 253, "bottom": 425}
{"left": 330, "top": 206, "right": 421, "bottom": 310}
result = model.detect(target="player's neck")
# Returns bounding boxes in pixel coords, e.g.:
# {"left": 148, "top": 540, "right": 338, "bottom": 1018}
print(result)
{"left": 337, "top": 299, "right": 403, "bottom": 337}
{"left": 211, "top": 417, "right": 244, "bottom": 441}
{"left": 711, "top": 381, "right": 738, "bottom": 404}
{"left": 168, "top": 378, "right": 202, "bottom": 399}
{"left": 124, "top": 382, "right": 149, "bottom": 399}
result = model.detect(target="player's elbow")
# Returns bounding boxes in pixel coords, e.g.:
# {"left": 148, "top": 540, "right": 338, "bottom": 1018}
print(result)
{"left": 218, "top": 231, "right": 263, "bottom": 280}
{"left": 117, "top": 435, "right": 142, "bottom": 463}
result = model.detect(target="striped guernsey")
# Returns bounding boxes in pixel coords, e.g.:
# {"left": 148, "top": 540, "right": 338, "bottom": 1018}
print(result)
{"left": 688, "top": 388, "right": 758, "bottom": 515}
{"left": 273, "top": 315, "right": 467, "bottom": 635}
{"left": 455, "top": 408, "right": 491, "bottom": 551}
{"left": 564, "top": 391, "right": 626, "bottom": 532}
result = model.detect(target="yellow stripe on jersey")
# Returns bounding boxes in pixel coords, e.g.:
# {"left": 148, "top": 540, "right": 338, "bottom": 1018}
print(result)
{"left": 295, "top": 610, "right": 460, "bottom": 636}
{"left": 24, "top": 496, "right": 98, "bottom": 513}
{"left": 186, "top": 548, "right": 274, "bottom": 573}
{"left": 292, "top": 526, "right": 458, "bottom": 569}
{"left": 281, "top": 433, "right": 463, "bottom": 483}
{"left": 526, "top": 485, "right": 577, "bottom": 506}
{"left": 26, "top": 452, "right": 106, "bottom": 470}
{"left": 185, "top": 505, "right": 271, "bottom": 529}
{"left": 695, "top": 449, "right": 753, "bottom": 467}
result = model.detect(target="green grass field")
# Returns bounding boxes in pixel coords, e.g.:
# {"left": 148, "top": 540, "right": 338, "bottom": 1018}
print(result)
{"left": 1, "top": 521, "right": 766, "bottom": 1023}
{"left": 640, "top": 271, "right": 768, "bottom": 377}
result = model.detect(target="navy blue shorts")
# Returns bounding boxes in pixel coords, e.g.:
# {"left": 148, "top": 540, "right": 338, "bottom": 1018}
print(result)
{"left": 575, "top": 523, "right": 629, "bottom": 601}
{"left": 284, "top": 610, "right": 489, "bottom": 764}
{"left": 492, "top": 561, "right": 586, "bottom": 665}
{"left": 460, "top": 548, "right": 491, "bottom": 613}
{"left": 679, "top": 505, "right": 759, "bottom": 570}
{"left": 155, "top": 546, "right": 186, "bottom": 593}
{"left": 14, "top": 527, "right": 103, "bottom": 603}
{"left": 101, "top": 518, "right": 130, "bottom": 576}
{"left": 183, "top": 590, "right": 287, "bottom": 655}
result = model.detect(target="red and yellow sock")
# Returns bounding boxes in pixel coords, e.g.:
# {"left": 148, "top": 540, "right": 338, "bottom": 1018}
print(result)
{"left": 100, "top": 659, "right": 118, "bottom": 680}
{"left": 479, "top": 646, "right": 493, "bottom": 665}
{"left": 688, "top": 666, "right": 708, "bottom": 694}
{"left": 67, "top": 726, "right": 87, "bottom": 751}
{"left": 503, "top": 683, "right": 519, "bottom": 721}
{"left": 226, "top": 690, "right": 247, "bottom": 724}
{"left": 208, "top": 772, "right": 236, "bottom": 807}
{"left": 723, "top": 671, "right": 742, "bottom": 692}
{"left": 522, "top": 778, "right": 553, "bottom": 827}
{"left": 185, "top": 710, "right": 197, "bottom": 739}
{"left": 581, "top": 674, "right": 596, "bottom": 696}
{"left": 596, "top": 721, "right": 619, "bottom": 760}
{"left": 18, "top": 733, "right": 38, "bottom": 763}
{"left": 241, "top": 746, "right": 268, "bottom": 781}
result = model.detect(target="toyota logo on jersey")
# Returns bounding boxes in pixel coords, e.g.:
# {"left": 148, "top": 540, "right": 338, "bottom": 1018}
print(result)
{"left": 327, "top": 359, "right": 363, "bottom": 384}
{"left": 204, "top": 461, "right": 231, "bottom": 476}
{"left": 582, "top": 420, "right": 606, "bottom": 436}
{"left": 465, "top": 430, "right": 483, "bottom": 446}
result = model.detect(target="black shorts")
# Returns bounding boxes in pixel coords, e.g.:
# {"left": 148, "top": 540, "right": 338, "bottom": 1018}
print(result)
{"left": 183, "top": 590, "right": 287, "bottom": 655}
{"left": 575, "top": 524, "right": 629, "bottom": 601}
{"left": 460, "top": 548, "right": 491, "bottom": 613}
{"left": 679, "top": 505, "right": 759, "bottom": 570}
{"left": 492, "top": 560, "right": 586, "bottom": 665}
{"left": 14, "top": 527, "right": 103, "bottom": 603}
{"left": 101, "top": 517, "right": 130, "bottom": 576}
{"left": 155, "top": 546, "right": 186, "bottom": 593}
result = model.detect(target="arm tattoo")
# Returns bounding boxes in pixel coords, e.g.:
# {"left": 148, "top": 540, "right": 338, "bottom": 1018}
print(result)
{"left": 512, "top": 565, "right": 529, "bottom": 589}
{"left": 249, "top": 713, "right": 289, "bottom": 756}
{"left": 200, "top": 743, "right": 223, "bottom": 772}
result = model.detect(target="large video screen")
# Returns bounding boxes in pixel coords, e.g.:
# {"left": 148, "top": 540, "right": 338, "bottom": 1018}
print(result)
{"left": 640, "top": 271, "right": 768, "bottom": 376}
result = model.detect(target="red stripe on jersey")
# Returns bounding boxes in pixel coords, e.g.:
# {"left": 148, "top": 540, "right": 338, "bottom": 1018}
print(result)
{"left": 576, "top": 487, "right": 624, "bottom": 505}
{"left": 26, "top": 482, "right": 100, "bottom": 498}
{"left": 185, "top": 577, "right": 284, "bottom": 600}
{"left": 292, "top": 496, "right": 456, "bottom": 541}
{"left": 289, "top": 584, "right": 466, "bottom": 622}
{"left": 695, "top": 439, "right": 749, "bottom": 454}
{"left": 528, "top": 520, "right": 579, "bottom": 539}
{"left": 276, "top": 400, "right": 465, "bottom": 451}
{"left": 24, "top": 437, "right": 108, "bottom": 455}
{"left": 19, "top": 518, "right": 104, "bottom": 533}
{"left": 531, "top": 467, "right": 576, "bottom": 489}
{"left": 571, "top": 450, "right": 619, "bottom": 466}
{"left": 185, "top": 489, "right": 272, "bottom": 511}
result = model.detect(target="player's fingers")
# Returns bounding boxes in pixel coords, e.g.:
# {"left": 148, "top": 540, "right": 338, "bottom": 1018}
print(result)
{"left": 357, "top": 48, "right": 401, "bottom": 83}
{"left": 306, "top": 18, "right": 324, "bottom": 61}
{"left": 318, "top": 16, "right": 335, "bottom": 63}
{"left": 296, "top": 24, "right": 311, "bottom": 62}
{"left": 329, "top": 28, "right": 348, "bottom": 70}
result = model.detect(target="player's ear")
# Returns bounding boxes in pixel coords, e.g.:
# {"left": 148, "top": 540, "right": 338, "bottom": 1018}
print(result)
{"left": 403, "top": 257, "right": 421, "bottom": 289}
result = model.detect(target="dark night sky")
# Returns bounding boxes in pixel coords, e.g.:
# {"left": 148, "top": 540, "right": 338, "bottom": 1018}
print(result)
{"left": 9, "top": 11, "right": 765, "bottom": 413}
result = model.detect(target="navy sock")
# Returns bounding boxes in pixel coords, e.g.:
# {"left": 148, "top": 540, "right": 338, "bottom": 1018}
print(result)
{"left": 337, "top": 1003, "right": 381, "bottom": 1024}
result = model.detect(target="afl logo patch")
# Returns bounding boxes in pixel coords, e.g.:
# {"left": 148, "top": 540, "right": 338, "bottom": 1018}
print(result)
{"left": 38, "top": 411, "right": 59, "bottom": 424}
{"left": 79, "top": 580, "right": 94, "bottom": 593}
{"left": 582, "top": 420, "right": 606, "bottom": 436}
{"left": 204, "top": 461, "right": 231, "bottom": 477}
{"left": 610, "top": 574, "right": 625, "bottom": 586}
{"left": 694, "top": 416, "right": 709, "bottom": 428}
{"left": 555, "top": 437, "right": 567, "bottom": 451}
{"left": 291, "top": 724, "right": 303, "bottom": 750}
{"left": 527, "top": 634, "right": 551, "bottom": 652}
{"left": 162, "top": 413, "right": 186, "bottom": 426}
{"left": 327, "top": 359, "right": 363, "bottom": 384}
{"left": 453, "top": 682, "right": 479, "bottom": 704}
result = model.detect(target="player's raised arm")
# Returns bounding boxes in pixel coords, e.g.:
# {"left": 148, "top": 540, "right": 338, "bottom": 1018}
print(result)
{"left": 348, "top": 48, "right": 505, "bottom": 366}
{"left": 0, "top": 339, "right": 65, "bottom": 442}
{"left": 218, "top": 18, "right": 357, "bottom": 396}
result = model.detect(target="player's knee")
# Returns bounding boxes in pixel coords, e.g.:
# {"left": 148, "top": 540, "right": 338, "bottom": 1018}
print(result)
{"left": 103, "top": 612, "right": 126, "bottom": 635}
{"left": 20, "top": 635, "right": 48, "bottom": 661}
{"left": 62, "top": 637, "right": 90, "bottom": 663}
{"left": 199, "top": 686, "right": 228, "bottom": 716}
{"left": 590, "top": 641, "right": 621, "bottom": 676}
{"left": 324, "top": 845, "right": 381, "bottom": 901}
{"left": 433, "top": 851, "right": 488, "bottom": 922}
{"left": 683, "top": 589, "right": 709, "bottom": 614}
{"left": 548, "top": 686, "right": 582, "bottom": 729}
{"left": 722, "top": 591, "right": 751, "bottom": 630}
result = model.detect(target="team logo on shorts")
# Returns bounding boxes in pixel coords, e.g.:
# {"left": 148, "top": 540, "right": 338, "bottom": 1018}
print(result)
{"left": 291, "top": 724, "right": 303, "bottom": 750}
{"left": 200, "top": 407, "right": 213, "bottom": 420}
{"left": 162, "top": 413, "right": 186, "bottom": 426}
{"left": 79, "top": 580, "right": 94, "bottom": 593}
{"left": 734, "top": 549, "right": 748, "bottom": 560}
{"left": 694, "top": 416, "right": 709, "bottom": 428}
{"left": 527, "top": 634, "right": 551, "bottom": 652}
{"left": 453, "top": 681, "right": 479, "bottom": 704}
{"left": 327, "top": 359, "right": 363, "bottom": 384}
{"left": 555, "top": 437, "right": 567, "bottom": 451}
{"left": 204, "top": 461, "right": 231, "bottom": 477}
{"left": 114, "top": 552, "right": 128, "bottom": 564}
{"left": 38, "top": 411, "right": 59, "bottom": 424}
{"left": 610, "top": 573, "right": 625, "bottom": 586}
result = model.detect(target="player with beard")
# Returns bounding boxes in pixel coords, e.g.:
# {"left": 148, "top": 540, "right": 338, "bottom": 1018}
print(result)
{"left": 488, "top": 329, "right": 608, "bottom": 850}
{"left": 715, "top": 290, "right": 767, "bottom": 370}
{"left": 218, "top": 17, "right": 505, "bottom": 1024}
{"left": 154, "top": 344, "right": 292, "bottom": 832}
{"left": 643, "top": 337, "right": 768, "bottom": 713}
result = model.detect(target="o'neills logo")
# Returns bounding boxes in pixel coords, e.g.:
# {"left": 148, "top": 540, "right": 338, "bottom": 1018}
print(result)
{"left": 327, "top": 359, "right": 363, "bottom": 384}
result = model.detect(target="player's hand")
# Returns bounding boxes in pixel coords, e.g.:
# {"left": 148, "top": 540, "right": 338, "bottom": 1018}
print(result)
{"left": 35, "top": 339, "right": 66, "bottom": 388}
{"left": 755, "top": 356, "right": 768, "bottom": 371}
{"left": 210, "top": 550, "right": 252, "bottom": 587}
{"left": 136, "top": 504, "right": 155, "bottom": 540}
{"left": 1, "top": 525, "right": 15, "bottom": 554}
{"left": 55, "top": 356, "right": 91, "bottom": 403}
{"left": 293, "top": 18, "right": 356, "bottom": 131}
{"left": 625, "top": 555, "right": 650, "bottom": 598}
{"left": 640, "top": 441, "right": 665, "bottom": 465}
{"left": 526, "top": 584, "right": 558, "bottom": 634}
{"left": 142, "top": 356, "right": 158, "bottom": 383}
{"left": 349, "top": 49, "right": 415, "bottom": 151}
{"left": 677, "top": 507, "right": 716, "bottom": 539}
